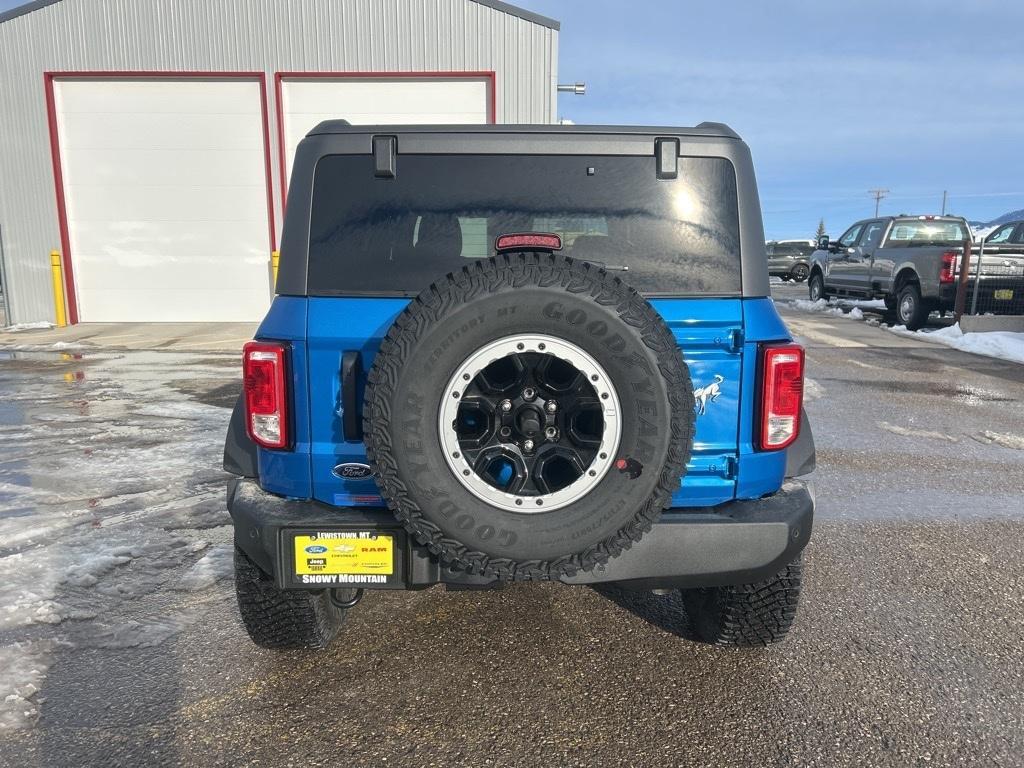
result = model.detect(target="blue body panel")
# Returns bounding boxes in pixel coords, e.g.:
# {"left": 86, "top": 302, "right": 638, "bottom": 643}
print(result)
{"left": 254, "top": 297, "right": 312, "bottom": 499}
{"left": 256, "top": 295, "right": 794, "bottom": 508}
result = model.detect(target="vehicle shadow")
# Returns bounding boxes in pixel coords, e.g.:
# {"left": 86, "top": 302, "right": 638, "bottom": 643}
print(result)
{"left": 590, "top": 584, "right": 699, "bottom": 640}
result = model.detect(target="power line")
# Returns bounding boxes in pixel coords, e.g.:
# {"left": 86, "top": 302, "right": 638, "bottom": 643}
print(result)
{"left": 868, "top": 188, "right": 890, "bottom": 217}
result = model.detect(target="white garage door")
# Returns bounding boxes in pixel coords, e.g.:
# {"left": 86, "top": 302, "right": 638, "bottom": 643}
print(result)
{"left": 278, "top": 76, "right": 491, "bottom": 188}
{"left": 53, "top": 77, "right": 274, "bottom": 322}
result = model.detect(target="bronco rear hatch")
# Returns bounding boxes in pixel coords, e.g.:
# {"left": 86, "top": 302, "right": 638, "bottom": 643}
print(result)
{"left": 299, "top": 149, "right": 748, "bottom": 508}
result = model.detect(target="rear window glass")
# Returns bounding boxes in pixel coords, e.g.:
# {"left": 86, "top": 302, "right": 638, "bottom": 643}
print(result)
{"left": 307, "top": 154, "right": 741, "bottom": 296}
{"left": 886, "top": 219, "right": 969, "bottom": 248}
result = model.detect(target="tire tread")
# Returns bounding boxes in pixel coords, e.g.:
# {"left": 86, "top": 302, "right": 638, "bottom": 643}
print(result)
{"left": 234, "top": 547, "right": 348, "bottom": 650}
{"left": 682, "top": 556, "right": 803, "bottom": 647}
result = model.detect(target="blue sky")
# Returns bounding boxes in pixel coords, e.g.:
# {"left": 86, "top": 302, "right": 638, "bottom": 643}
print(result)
{"left": 3, "top": 0, "right": 1020, "bottom": 238}
{"left": 527, "top": 0, "right": 1024, "bottom": 237}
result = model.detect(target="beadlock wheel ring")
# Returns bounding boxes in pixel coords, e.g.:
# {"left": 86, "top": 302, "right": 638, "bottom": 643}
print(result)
{"left": 438, "top": 334, "right": 622, "bottom": 513}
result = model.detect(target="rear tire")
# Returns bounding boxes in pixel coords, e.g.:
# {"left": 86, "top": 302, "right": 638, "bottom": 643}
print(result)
{"left": 791, "top": 264, "right": 809, "bottom": 282}
{"left": 681, "top": 555, "right": 803, "bottom": 646}
{"left": 234, "top": 547, "right": 354, "bottom": 650}
{"left": 896, "top": 283, "right": 929, "bottom": 331}
{"left": 808, "top": 272, "right": 828, "bottom": 302}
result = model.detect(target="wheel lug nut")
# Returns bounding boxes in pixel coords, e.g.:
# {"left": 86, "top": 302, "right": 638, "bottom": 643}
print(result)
{"left": 523, "top": 439, "right": 535, "bottom": 452}
{"left": 545, "top": 400, "right": 557, "bottom": 413}
{"left": 522, "top": 387, "right": 536, "bottom": 401}
{"left": 499, "top": 426, "right": 512, "bottom": 438}
{"left": 500, "top": 399, "right": 512, "bottom": 412}
{"left": 544, "top": 426, "right": 558, "bottom": 440}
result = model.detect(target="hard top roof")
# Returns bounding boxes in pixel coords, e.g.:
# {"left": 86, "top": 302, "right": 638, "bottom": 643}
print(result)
{"left": 306, "top": 121, "right": 741, "bottom": 140}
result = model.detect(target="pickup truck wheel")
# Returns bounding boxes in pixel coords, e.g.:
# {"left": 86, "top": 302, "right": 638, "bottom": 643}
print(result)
{"left": 790, "top": 264, "right": 809, "bottom": 282}
{"left": 896, "top": 284, "right": 929, "bottom": 331}
{"left": 681, "top": 555, "right": 803, "bottom": 646}
{"left": 365, "top": 253, "right": 695, "bottom": 581}
{"left": 808, "top": 273, "right": 828, "bottom": 301}
{"left": 234, "top": 547, "right": 353, "bottom": 650}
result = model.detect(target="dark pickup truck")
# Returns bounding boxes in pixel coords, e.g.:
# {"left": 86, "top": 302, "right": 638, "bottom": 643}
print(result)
{"left": 808, "top": 215, "right": 1024, "bottom": 330}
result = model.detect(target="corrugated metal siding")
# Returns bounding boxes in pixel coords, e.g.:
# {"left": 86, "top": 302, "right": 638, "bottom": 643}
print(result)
{"left": 0, "top": 0, "right": 558, "bottom": 323}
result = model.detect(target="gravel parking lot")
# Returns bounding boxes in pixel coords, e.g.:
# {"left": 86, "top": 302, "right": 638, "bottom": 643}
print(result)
{"left": 2, "top": 292, "right": 1023, "bottom": 767}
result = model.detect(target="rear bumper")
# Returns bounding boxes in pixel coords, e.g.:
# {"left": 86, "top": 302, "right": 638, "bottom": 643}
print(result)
{"left": 939, "top": 277, "right": 1024, "bottom": 311}
{"left": 227, "top": 478, "right": 814, "bottom": 590}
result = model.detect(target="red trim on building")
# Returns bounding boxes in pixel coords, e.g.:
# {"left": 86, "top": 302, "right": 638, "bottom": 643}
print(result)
{"left": 272, "top": 71, "right": 497, "bottom": 211}
{"left": 43, "top": 73, "right": 78, "bottom": 325}
{"left": 42, "top": 71, "right": 278, "bottom": 324}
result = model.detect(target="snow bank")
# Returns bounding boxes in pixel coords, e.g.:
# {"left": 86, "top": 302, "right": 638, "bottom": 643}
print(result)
{"left": 888, "top": 324, "right": 1024, "bottom": 365}
{"left": 786, "top": 298, "right": 866, "bottom": 320}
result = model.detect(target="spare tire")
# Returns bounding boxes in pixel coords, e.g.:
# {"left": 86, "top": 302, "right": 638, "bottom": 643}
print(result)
{"left": 364, "top": 253, "right": 695, "bottom": 580}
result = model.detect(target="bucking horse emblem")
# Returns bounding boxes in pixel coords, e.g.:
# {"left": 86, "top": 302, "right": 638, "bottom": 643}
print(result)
{"left": 693, "top": 374, "right": 725, "bottom": 416}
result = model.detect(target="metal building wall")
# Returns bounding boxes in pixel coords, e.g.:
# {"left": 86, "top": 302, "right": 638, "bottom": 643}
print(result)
{"left": 0, "top": 0, "right": 559, "bottom": 324}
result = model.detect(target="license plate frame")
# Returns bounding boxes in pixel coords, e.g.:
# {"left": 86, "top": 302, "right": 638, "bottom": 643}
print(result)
{"left": 282, "top": 528, "right": 404, "bottom": 589}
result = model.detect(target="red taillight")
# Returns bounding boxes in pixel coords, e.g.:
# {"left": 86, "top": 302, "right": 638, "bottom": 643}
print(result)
{"left": 940, "top": 251, "right": 957, "bottom": 284}
{"left": 495, "top": 232, "right": 563, "bottom": 252}
{"left": 243, "top": 341, "right": 290, "bottom": 450}
{"left": 759, "top": 343, "right": 804, "bottom": 451}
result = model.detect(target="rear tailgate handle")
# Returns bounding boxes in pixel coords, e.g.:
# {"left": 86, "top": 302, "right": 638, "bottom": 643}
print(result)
{"left": 341, "top": 351, "right": 363, "bottom": 441}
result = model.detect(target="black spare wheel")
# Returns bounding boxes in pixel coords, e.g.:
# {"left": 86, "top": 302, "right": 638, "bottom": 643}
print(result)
{"left": 364, "top": 253, "right": 695, "bottom": 580}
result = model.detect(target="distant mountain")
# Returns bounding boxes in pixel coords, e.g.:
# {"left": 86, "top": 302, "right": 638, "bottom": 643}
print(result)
{"left": 968, "top": 208, "right": 1024, "bottom": 230}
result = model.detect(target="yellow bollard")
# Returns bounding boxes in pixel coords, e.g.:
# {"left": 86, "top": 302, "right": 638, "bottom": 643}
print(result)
{"left": 50, "top": 251, "right": 67, "bottom": 328}
{"left": 271, "top": 250, "right": 280, "bottom": 289}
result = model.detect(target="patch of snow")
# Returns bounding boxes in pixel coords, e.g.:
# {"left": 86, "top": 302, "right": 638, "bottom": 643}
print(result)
{"left": 781, "top": 297, "right": 885, "bottom": 321}
{"left": 803, "top": 377, "right": 826, "bottom": 401}
{"left": 2, "top": 322, "right": 54, "bottom": 332}
{"left": 769, "top": 276, "right": 784, "bottom": 284}
{"left": 86, "top": 616, "right": 189, "bottom": 649}
{"left": 887, "top": 324, "right": 1024, "bottom": 365}
{"left": 878, "top": 421, "right": 959, "bottom": 443}
{"left": 0, "top": 639, "right": 60, "bottom": 730}
{"left": 62, "top": 553, "right": 134, "bottom": 588}
{"left": 845, "top": 298, "right": 887, "bottom": 310}
{"left": 177, "top": 544, "right": 233, "bottom": 591}
{"left": 971, "top": 431, "right": 1024, "bottom": 450}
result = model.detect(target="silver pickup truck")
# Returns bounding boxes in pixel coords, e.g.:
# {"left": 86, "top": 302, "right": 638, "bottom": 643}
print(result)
{"left": 808, "top": 215, "right": 1024, "bottom": 330}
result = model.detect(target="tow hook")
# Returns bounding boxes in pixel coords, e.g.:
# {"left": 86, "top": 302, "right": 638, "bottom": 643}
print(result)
{"left": 329, "top": 588, "right": 364, "bottom": 609}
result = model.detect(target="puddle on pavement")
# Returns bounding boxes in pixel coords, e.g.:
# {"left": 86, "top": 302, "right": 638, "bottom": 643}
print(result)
{"left": 834, "top": 377, "right": 1016, "bottom": 405}
{"left": 0, "top": 349, "right": 237, "bottom": 729}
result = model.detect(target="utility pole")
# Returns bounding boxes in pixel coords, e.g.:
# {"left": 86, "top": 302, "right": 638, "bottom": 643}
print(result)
{"left": 941, "top": 190, "right": 947, "bottom": 215}
{"left": 868, "top": 188, "right": 889, "bottom": 217}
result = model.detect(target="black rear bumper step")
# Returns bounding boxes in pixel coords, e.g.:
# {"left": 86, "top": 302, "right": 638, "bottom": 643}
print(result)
{"left": 227, "top": 478, "right": 814, "bottom": 591}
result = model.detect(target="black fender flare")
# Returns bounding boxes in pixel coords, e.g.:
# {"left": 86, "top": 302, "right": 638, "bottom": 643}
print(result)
{"left": 785, "top": 408, "right": 815, "bottom": 478}
{"left": 224, "top": 393, "right": 259, "bottom": 477}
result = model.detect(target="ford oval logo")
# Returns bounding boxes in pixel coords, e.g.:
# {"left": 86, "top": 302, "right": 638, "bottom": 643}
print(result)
{"left": 333, "top": 463, "right": 373, "bottom": 480}
{"left": 305, "top": 545, "right": 328, "bottom": 554}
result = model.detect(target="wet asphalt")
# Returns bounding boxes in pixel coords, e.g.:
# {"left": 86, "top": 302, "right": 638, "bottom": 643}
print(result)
{"left": 2, "top": 287, "right": 1023, "bottom": 767}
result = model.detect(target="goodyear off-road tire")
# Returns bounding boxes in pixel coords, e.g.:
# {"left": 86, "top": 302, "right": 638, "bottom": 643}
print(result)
{"left": 234, "top": 547, "right": 353, "bottom": 650}
{"left": 681, "top": 555, "right": 803, "bottom": 646}
{"left": 364, "top": 253, "right": 695, "bottom": 581}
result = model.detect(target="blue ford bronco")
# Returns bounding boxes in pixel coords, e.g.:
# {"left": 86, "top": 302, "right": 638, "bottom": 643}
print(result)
{"left": 224, "top": 123, "right": 815, "bottom": 649}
